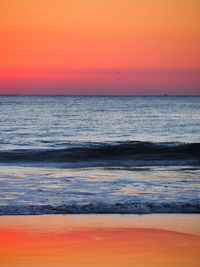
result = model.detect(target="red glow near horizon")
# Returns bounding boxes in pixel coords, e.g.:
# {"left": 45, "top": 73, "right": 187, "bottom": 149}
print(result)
{"left": 0, "top": 1, "right": 199, "bottom": 95}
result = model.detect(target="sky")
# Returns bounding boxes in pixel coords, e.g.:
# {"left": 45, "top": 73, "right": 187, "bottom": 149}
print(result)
{"left": 0, "top": 0, "right": 199, "bottom": 95}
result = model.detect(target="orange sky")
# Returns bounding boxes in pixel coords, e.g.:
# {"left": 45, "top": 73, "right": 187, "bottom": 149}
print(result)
{"left": 0, "top": 0, "right": 199, "bottom": 94}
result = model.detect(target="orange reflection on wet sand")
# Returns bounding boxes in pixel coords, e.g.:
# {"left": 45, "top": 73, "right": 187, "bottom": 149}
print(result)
{"left": 0, "top": 215, "right": 200, "bottom": 267}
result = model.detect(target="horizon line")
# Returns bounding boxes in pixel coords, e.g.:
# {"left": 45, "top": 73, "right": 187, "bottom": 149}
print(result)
{"left": 0, "top": 94, "right": 199, "bottom": 96}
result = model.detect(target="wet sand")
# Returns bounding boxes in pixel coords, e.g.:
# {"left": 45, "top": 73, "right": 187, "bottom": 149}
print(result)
{"left": 0, "top": 214, "right": 200, "bottom": 267}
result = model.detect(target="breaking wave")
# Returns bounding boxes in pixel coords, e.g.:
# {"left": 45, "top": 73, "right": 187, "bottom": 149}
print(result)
{"left": 0, "top": 141, "right": 199, "bottom": 167}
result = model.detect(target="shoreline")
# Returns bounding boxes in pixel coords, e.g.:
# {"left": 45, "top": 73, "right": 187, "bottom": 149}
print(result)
{"left": 0, "top": 214, "right": 200, "bottom": 236}
{"left": 1, "top": 203, "right": 200, "bottom": 215}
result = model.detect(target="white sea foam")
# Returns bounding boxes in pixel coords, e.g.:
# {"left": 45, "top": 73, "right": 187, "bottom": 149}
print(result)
{"left": 0, "top": 166, "right": 199, "bottom": 215}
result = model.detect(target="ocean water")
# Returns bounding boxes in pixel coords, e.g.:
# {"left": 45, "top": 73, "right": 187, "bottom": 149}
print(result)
{"left": 0, "top": 95, "right": 199, "bottom": 214}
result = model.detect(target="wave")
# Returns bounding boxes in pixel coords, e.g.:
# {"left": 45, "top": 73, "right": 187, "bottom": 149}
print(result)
{"left": 0, "top": 201, "right": 199, "bottom": 215}
{"left": 0, "top": 141, "right": 200, "bottom": 167}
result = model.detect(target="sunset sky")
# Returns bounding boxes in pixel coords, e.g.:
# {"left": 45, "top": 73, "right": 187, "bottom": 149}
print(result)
{"left": 0, "top": 0, "right": 199, "bottom": 95}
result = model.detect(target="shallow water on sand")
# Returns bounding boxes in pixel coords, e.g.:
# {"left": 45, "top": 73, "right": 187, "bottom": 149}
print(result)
{"left": 0, "top": 214, "right": 199, "bottom": 267}
{"left": 0, "top": 166, "right": 199, "bottom": 214}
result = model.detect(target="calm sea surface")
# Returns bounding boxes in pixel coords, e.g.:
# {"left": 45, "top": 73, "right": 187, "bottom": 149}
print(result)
{"left": 0, "top": 95, "right": 199, "bottom": 214}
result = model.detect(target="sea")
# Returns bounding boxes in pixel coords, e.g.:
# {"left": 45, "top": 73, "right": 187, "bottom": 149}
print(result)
{"left": 0, "top": 95, "right": 199, "bottom": 214}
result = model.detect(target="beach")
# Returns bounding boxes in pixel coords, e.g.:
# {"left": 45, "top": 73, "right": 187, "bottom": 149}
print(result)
{"left": 0, "top": 214, "right": 200, "bottom": 267}
{"left": 0, "top": 96, "right": 199, "bottom": 266}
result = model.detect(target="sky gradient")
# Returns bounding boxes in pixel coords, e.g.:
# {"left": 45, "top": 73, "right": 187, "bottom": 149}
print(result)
{"left": 0, "top": 0, "right": 199, "bottom": 95}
